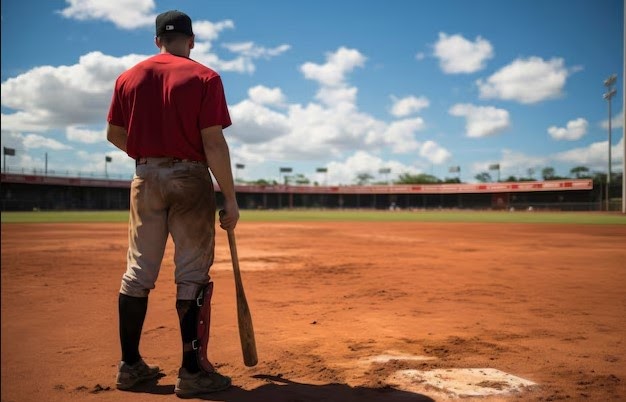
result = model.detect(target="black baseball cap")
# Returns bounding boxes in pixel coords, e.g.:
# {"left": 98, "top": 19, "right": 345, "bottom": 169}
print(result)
{"left": 155, "top": 10, "right": 193, "bottom": 37}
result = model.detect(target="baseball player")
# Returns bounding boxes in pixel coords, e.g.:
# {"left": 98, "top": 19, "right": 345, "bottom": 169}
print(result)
{"left": 106, "top": 10, "right": 239, "bottom": 397}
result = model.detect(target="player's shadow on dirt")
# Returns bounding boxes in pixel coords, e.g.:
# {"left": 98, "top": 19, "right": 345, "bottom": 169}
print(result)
{"left": 123, "top": 373, "right": 174, "bottom": 395}
{"left": 191, "top": 374, "right": 435, "bottom": 402}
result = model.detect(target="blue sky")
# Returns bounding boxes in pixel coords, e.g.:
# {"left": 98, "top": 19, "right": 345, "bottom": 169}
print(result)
{"left": 1, "top": 0, "right": 624, "bottom": 185}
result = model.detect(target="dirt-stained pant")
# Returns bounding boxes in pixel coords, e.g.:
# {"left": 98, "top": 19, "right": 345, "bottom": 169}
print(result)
{"left": 120, "top": 158, "right": 216, "bottom": 300}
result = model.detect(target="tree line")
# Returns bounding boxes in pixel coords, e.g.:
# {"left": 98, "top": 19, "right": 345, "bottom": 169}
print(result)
{"left": 238, "top": 165, "right": 621, "bottom": 186}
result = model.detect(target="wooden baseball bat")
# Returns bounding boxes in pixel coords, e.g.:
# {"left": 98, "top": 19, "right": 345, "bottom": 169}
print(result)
{"left": 225, "top": 228, "right": 258, "bottom": 367}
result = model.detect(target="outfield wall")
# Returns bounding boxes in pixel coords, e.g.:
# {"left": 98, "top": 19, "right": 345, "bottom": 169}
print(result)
{"left": 0, "top": 173, "right": 605, "bottom": 211}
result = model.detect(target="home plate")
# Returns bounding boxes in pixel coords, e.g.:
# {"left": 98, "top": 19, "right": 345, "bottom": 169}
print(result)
{"left": 389, "top": 368, "right": 536, "bottom": 397}
{"left": 363, "top": 351, "right": 437, "bottom": 364}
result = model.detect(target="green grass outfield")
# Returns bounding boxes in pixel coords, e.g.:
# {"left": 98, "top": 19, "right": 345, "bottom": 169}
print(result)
{"left": 2, "top": 209, "right": 625, "bottom": 225}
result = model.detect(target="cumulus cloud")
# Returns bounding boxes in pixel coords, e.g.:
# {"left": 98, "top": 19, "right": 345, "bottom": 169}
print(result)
{"left": 58, "top": 0, "right": 287, "bottom": 76}
{"left": 300, "top": 47, "right": 366, "bottom": 87}
{"left": 554, "top": 136, "right": 624, "bottom": 171}
{"left": 314, "top": 86, "right": 359, "bottom": 108}
{"left": 227, "top": 47, "right": 444, "bottom": 169}
{"left": 194, "top": 20, "right": 235, "bottom": 41}
{"left": 236, "top": 101, "right": 385, "bottom": 161}
{"left": 375, "top": 118, "right": 425, "bottom": 153}
{"left": 325, "top": 151, "right": 420, "bottom": 185}
{"left": 3, "top": 131, "right": 72, "bottom": 151}
{"left": 1, "top": 52, "right": 144, "bottom": 132}
{"left": 433, "top": 32, "right": 494, "bottom": 74}
{"left": 449, "top": 103, "right": 510, "bottom": 138}
{"left": 468, "top": 149, "right": 548, "bottom": 181}
{"left": 66, "top": 126, "right": 106, "bottom": 144}
{"left": 1, "top": 10, "right": 290, "bottom": 133}
{"left": 420, "top": 140, "right": 451, "bottom": 164}
{"left": 58, "top": 0, "right": 155, "bottom": 29}
{"left": 228, "top": 100, "right": 291, "bottom": 144}
{"left": 192, "top": 42, "right": 290, "bottom": 75}
{"left": 247, "top": 86, "right": 287, "bottom": 106}
{"left": 59, "top": 0, "right": 235, "bottom": 42}
{"left": 223, "top": 42, "right": 291, "bottom": 59}
{"left": 390, "top": 95, "right": 430, "bottom": 117}
{"left": 548, "top": 118, "right": 588, "bottom": 141}
{"left": 601, "top": 107, "right": 624, "bottom": 130}
{"left": 477, "top": 57, "right": 569, "bottom": 104}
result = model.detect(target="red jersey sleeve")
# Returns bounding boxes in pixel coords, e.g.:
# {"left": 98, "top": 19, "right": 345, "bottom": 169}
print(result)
{"left": 199, "top": 75, "right": 232, "bottom": 130}
{"left": 107, "top": 78, "right": 126, "bottom": 128}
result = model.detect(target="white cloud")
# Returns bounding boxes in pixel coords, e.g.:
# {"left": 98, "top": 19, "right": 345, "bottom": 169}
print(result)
{"left": 601, "top": 107, "right": 624, "bottom": 130}
{"left": 238, "top": 101, "right": 385, "bottom": 161}
{"left": 554, "top": 136, "right": 624, "bottom": 170}
{"left": 468, "top": 149, "right": 548, "bottom": 181}
{"left": 16, "top": 132, "right": 72, "bottom": 151}
{"left": 548, "top": 118, "right": 588, "bottom": 141}
{"left": 1, "top": 24, "right": 290, "bottom": 133}
{"left": 498, "top": 149, "right": 548, "bottom": 173}
{"left": 299, "top": 47, "right": 367, "bottom": 109}
{"left": 376, "top": 118, "right": 425, "bottom": 153}
{"left": 1, "top": 51, "right": 144, "bottom": 132}
{"left": 449, "top": 103, "right": 510, "bottom": 137}
{"left": 328, "top": 151, "right": 385, "bottom": 179}
{"left": 390, "top": 95, "right": 430, "bottom": 117}
{"left": 300, "top": 47, "right": 366, "bottom": 87}
{"left": 315, "top": 86, "right": 359, "bottom": 108}
{"left": 228, "top": 100, "right": 291, "bottom": 144}
{"left": 58, "top": 0, "right": 155, "bottom": 30}
{"left": 75, "top": 149, "right": 133, "bottom": 177}
{"left": 193, "top": 41, "right": 290, "bottom": 75}
{"left": 194, "top": 20, "right": 235, "bottom": 41}
{"left": 420, "top": 140, "right": 451, "bottom": 164}
{"left": 66, "top": 126, "right": 106, "bottom": 144}
{"left": 433, "top": 32, "right": 494, "bottom": 74}
{"left": 325, "top": 151, "right": 420, "bottom": 185}
{"left": 248, "top": 86, "right": 287, "bottom": 106}
{"left": 227, "top": 47, "right": 443, "bottom": 169}
{"left": 59, "top": 1, "right": 286, "bottom": 76}
{"left": 223, "top": 42, "right": 291, "bottom": 59}
{"left": 477, "top": 57, "right": 569, "bottom": 104}
{"left": 59, "top": 0, "right": 234, "bottom": 41}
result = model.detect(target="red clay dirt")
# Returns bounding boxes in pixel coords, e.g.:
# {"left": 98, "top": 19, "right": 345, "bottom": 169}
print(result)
{"left": 1, "top": 220, "right": 625, "bottom": 401}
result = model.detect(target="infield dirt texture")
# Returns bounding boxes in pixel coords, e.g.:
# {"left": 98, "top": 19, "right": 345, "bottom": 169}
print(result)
{"left": 2, "top": 216, "right": 625, "bottom": 401}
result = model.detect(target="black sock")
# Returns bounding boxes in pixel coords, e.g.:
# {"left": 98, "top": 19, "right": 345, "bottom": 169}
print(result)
{"left": 176, "top": 299, "right": 201, "bottom": 373}
{"left": 118, "top": 293, "right": 148, "bottom": 365}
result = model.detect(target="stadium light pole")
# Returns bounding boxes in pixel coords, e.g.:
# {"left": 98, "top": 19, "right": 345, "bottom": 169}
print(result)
{"left": 603, "top": 74, "right": 617, "bottom": 211}
{"left": 105, "top": 155, "right": 112, "bottom": 178}
{"left": 316, "top": 167, "right": 328, "bottom": 185}
{"left": 3, "top": 147, "right": 16, "bottom": 173}
{"left": 379, "top": 167, "right": 391, "bottom": 184}
{"left": 279, "top": 167, "right": 292, "bottom": 185}
{"left": 489, "top": 163, "right": 500, "bottom": 182}
{"left": 235, "top": 163, "right": 245, "bottom": 183}
{"left": 623, "top": 5, "right": 625, "bottom": 214}
{"left": 449, "top": 165, "right": 461, "bottom": 181}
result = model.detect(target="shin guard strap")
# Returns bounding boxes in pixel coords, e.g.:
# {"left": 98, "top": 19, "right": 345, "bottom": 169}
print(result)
{"left": 195, "top": 282, "right": 214, "bottom": 373}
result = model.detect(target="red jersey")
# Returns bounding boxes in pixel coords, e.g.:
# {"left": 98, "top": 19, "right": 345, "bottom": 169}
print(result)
{"left": 107, "top": 53, "right": 232, "bottom": 161}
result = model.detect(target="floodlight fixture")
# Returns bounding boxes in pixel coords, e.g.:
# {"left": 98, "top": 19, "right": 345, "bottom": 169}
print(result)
{"left": 603, "top": 74, "right": 618, "bottom": 211}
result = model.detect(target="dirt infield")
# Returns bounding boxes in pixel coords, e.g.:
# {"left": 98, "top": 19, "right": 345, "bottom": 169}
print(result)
{"left": 2, "top": 221, "right": 625, "bottom": 401}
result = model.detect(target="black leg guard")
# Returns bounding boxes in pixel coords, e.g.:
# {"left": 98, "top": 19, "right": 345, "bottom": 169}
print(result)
{"left": 176, "top": 282, "right": 214, "bottom": 373}
{"left": 177, "top": 299, "right": 201, "bottom": 373}
{"left": 118, "top": 293, "right": 148, "bottom": 365}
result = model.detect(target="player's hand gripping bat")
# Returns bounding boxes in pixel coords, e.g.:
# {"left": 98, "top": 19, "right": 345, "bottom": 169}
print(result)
{"left": 220, "top": 211, "right": 258, "bottom": 367}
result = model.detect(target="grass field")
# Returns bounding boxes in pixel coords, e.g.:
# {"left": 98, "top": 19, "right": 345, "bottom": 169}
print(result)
{"left": 2, "top": 209, "right": 626, "bottom": 224}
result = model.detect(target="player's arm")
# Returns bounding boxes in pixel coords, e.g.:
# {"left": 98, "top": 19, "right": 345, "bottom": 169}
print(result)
{"left": 201, "top": 125, "right": 239, "bottom": 230}
{"left": 107, "top": 123, "right": 128, "bottom": 153}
